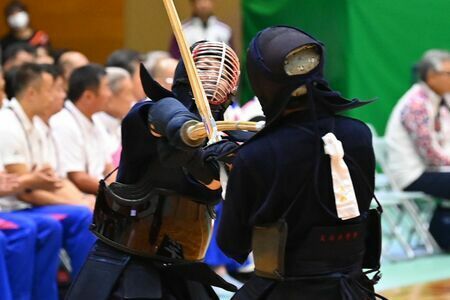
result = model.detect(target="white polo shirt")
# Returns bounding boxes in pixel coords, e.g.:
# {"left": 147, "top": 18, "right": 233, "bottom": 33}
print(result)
{"left": 183, "top": 16, "right": 232, "bottom": 48}
{"left": 50, "top": 101, "right": 111, "bottom": 180}
{"left": 34, "top": 117, "right": 60, "bottom": 174}
{"left": 93, "top": 112, "right": 121, "bottom": 157}
{"left": 0, "top": 98, "right": 43, "bottom": 211}
{"left": 0, "top": 98, "right": 45, "bottom": 168}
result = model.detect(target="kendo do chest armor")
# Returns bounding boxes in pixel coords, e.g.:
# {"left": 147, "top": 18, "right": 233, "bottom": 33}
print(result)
{"left": 91, "top": 172, "right": 214, "bottom": 262}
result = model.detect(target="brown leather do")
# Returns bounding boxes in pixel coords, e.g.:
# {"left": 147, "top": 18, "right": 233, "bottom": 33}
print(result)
{"left": 91, "top": 180, "right": 214, "bottom": 262}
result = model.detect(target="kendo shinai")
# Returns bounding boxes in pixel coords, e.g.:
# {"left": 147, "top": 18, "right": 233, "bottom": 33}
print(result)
{"left": 65, "top": 41, "right": 245, "bottom": 300}
{"left": 146, "top": 26, "right": 387, "bottom": 299}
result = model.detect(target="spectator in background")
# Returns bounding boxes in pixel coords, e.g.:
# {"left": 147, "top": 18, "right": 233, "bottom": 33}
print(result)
{"left": 57, "top": 50, "right": 89, "bottom": 91}
{"left": 143, "top": 50, "right": 170, "bottom": 73}
{"left": 169, "top": 0, "right": 233, "bottom": 59}
{"left": 1, "top": 1, "right": 50, "bottom": 53}
{"left": 148, "top": 56, "right": 178, "bottom": 90}
{"left": 106, "top": 49, "right": 145, "bottom": 101}
{"left": 94, "top": 67, "right": 134, "bottom": 166}
{"left": 35, "top": 64, "right": 95, "bottom": 209}
{"left": 0, "top": 63, "right": 95, "bottom": 298}
{"left": 2, "top": 43, "right": 35, "bottom": 72}
{"left": 385, "top": 49, "right": 450, "bottom": 251}
{"left": 0, "top": 166, "right": 54, "bottom": 300}
{"left": 0, "top": 232, "right": 11, "bottom": 300}
{"left": 51, "top": 64, "right": 114, "bottom": 195}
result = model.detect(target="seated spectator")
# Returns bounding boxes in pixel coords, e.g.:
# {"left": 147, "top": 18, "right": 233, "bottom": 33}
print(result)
{"left": 106, "top": 49, "right": 145, "bottom": 101}
{"left": 94, "top": 67, "right": 134, "bottom": 166}
{"left": 385, "top": 49, "right": 450, "bottom": 251}
{"left": 36, "top": 64, "right": 95, "bottom": 209}
{"left": 169, "top": 0, "right": 233, "bottom": 59}
{"left": 0, "top": 63, "right": 96, "bottom": 289}
{"left": 0, "top": 231, "right": 11, "bottom": 300}
{"left": 51, "top": 64, "right": 114, "bottom": 195}
{"left": 0, "top": 165, "right": 60, "bottom": 300}
{"left": 56, "top": 50, "right": 89, "bottom": 91}
{"left": 2, "top": 43, "right": 36, "bottom": 72}
{"left": 1, "top": 1, "right": 50, "bottom": 53}
{"left": 143, "top": 50, "right": 170, "bottom": 74}
{"left": 148, "top": 56, "right": 178, "bottom": 91}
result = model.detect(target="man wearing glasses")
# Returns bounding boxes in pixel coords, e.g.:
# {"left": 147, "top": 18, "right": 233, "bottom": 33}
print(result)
{"left": 385, "top": 49, "right": 450, "bottom": 251}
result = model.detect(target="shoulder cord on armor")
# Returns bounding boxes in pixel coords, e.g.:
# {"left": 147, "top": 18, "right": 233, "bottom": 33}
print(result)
{"left": 344, "top": 154, "right": 382, "bottom": 214}
{"left": 279, "top": 184, "right": 307, "bottom": 222}
{"left": 289, "top": 119, "right": 384, "bottom": 282}
{"left": 286, "top": 115, "right": 340, "bottom": 220}
{"left": 288, "top": 119, "right": 382, "bottom": 219}
{"left": 104, "top": 166, "right": 119, "bottom": 181}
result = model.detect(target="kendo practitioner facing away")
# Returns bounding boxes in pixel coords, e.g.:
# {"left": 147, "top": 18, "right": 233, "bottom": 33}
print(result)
{"left": 214, "top": 26, "right": 387, "bottom": 299}
{"left": 65, "top": 41, "right": 242, "bottom": 300}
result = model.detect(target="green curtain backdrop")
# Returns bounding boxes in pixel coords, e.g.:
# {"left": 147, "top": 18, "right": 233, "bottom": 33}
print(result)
{"left": 241, "top": 0, "right": 450, "bottom": 134}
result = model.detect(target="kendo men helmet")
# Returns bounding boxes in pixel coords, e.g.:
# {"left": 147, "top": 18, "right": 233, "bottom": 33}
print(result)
{"left": 247, "top": 25, "right": 372, "bottom": 126}
{"left": 140, "top": 40, "right": 240, "bottom": 118}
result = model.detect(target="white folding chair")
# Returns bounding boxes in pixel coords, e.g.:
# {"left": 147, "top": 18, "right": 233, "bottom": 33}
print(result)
{"left": 369, "top": 128, "right": 440, "bottom": 261}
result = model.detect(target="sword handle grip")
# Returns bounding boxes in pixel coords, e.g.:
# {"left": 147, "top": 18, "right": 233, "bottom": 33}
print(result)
{"left": 179, "top": 120, "right": 265, "bottom": 147}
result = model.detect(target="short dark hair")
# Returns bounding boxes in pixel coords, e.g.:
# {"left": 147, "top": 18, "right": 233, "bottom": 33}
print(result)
{"left": 13, "top": 63, "right": 49, "bottom": 97}
{"left": 106, "top": 49, "right": 142, "bottom": 75}
{"left": 4, "top": 0, "right": 27, "bottom": 18}
{"left": 2, "top": 43, "right": 36, "bottom": 65}
{"left": 68, "top": 64, "right": 106, "bottom": 102}
{"left": 4, "top": 66, "right": 19, "bottom": 99}
{"left": 41, "top": 63, "right": 63, "bottom": 80}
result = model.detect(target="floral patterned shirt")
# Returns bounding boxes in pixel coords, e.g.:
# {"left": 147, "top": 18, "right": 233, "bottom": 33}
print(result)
{"left": 400, "top": 90, "right": 450, "bottom": 166}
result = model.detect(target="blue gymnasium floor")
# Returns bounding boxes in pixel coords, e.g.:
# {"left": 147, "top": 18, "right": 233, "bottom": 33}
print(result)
{"left": 216, "top": 254, "right": 450, "bottom": 300}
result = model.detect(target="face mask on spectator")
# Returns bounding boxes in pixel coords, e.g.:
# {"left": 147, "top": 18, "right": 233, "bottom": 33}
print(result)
{"left": 7, "top": 11, "right": 29, "bottom": 30}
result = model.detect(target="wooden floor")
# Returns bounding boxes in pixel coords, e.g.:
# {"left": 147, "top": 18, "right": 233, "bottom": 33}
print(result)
{"left": 380, "top": 278, "right": 450, "bottom": 300}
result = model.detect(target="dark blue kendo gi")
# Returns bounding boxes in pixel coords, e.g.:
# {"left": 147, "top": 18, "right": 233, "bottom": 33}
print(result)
{"left": 214, "top": 25, "right": 385, "bottom": 300}
{"left": 218, "top": 110, "right": 377, "bottom": 299}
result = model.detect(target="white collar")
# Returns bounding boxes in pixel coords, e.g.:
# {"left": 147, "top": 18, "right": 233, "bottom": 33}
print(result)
{"left": 64, "top": 101, "right": 95, "bottom": 131}
{"left": 418, "top": 82, "right": 444, "bottom": 108}
{"left": 34, "top": 116, "right": 50, "bottom": 134}
{"left": 94, "top": 112, "right": 120, "bottom": 131}
{"left": 9, "top": 98, "right": 35, "bottom": 133}
{"left": 191, "top": 15, "right": 217, "bottom": 27}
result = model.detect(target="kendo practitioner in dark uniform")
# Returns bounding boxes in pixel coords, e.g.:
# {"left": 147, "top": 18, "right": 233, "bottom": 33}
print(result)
{"left": 213, "top": 26, "right": 387, "bottom": 299}
{"left": 65, "top": 40, "right": 243, "bottom": 300}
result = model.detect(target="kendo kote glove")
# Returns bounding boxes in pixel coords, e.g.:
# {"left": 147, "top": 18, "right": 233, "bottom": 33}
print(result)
{"left": 202, "top": 140, "right": 239, "bottom": 165}
{"left": 157, "top": 138, "right": 219, "bottom": 184}
{"left": 148, "top": 97, "right": 202, "bottom": 150}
